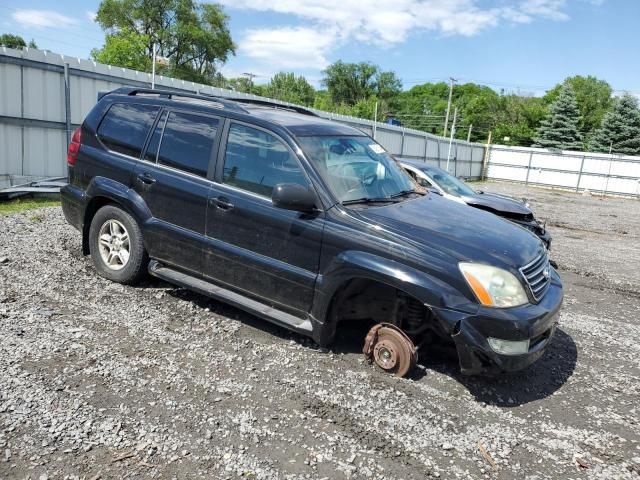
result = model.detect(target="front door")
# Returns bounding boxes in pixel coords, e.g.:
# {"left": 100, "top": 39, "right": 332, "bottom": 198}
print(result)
{"left": 134, "top": 110, "right": 220, "bottom": 273}
{"left": 204, "top": 121, "right": 324, "bottom": 315}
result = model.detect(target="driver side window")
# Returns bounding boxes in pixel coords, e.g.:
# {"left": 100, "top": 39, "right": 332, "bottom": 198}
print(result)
{"left": 222, "top": 123, "right": 309, "bottom": 197}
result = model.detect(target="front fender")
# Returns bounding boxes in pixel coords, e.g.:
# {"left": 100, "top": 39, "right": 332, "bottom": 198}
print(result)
{"left": 311, "top": 250, "right": 476, "bottom": 344}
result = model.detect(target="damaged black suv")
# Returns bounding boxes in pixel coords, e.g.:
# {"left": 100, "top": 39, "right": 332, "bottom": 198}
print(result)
{"left": 61, "top": 87, "right": 563, "bottom": 377}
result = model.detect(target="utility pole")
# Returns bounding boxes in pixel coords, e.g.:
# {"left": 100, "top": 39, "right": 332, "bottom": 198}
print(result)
{"left": 445, "top": 107, "right": 458, "bottom": 171}
{"left": 466, "top": 124, "right": 473, "bottom": 142}
{"left": 373, "top": 101, "right": 378, "bottom": 140}
{"left": 242, "top": 72, "right": 258, "bottom": 94}
{"left": 482, "top": 131, "right": 492, "bottom": 181}
{"left": 443, "top": 77, "right": 457, "bottom": 137}
{"left": 151, "top": 42, "right": 156, "bottom": 89}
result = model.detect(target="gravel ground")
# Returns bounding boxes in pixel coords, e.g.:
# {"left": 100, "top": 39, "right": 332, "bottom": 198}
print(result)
{"left": 0, "top": 182, "right": 639, "bottom": 480}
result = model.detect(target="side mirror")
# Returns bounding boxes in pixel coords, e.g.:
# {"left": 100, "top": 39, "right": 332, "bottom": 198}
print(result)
{"left": 272, "top": 183, "right": 319, "bottom": 213}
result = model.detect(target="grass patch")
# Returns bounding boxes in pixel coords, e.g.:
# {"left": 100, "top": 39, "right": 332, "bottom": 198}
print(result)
{"left": 0, "top": 197, "right": 61, "bottom": 216}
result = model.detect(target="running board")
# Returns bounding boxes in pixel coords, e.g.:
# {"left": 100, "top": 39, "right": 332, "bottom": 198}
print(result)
{"left": 148, "top": 261, "right": 313, "bottom": 333}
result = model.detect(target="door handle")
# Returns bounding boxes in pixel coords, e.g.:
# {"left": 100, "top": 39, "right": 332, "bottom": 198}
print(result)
{"left": 212, "top": 196, "right": 234, "bottom": 210}
{"left": 137, "top": 172, "right": 156, "bottom": 185}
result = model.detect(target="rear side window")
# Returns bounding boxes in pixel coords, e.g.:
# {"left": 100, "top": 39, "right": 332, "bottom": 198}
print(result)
{"left": 157, "top": 111, "right": 219, "bottom": 177}
{"left": 97, "top": 103, "right": 159, "bottom": 158}
{"left": 222, "top": 123, "right": 308, "bottom": 197}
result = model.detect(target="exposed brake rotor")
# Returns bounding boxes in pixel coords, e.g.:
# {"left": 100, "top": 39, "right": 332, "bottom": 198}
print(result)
{"left": 362, "top": 323, "right": 418, "bottom": 378}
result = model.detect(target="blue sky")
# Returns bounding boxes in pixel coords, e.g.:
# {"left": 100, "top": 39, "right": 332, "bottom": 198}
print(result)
{"left": 2, "top": 0, "right": 638, "bottom": 96}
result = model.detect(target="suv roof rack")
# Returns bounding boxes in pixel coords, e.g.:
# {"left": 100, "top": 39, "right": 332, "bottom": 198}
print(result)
{"left": 223, "top": 97, "right": 318, "bottom": 117}
{"left": 108, "top": 87, "right": 318, "bottom": 117}
{"left": 108, "top": 87, "right": 249, "bottom": 114}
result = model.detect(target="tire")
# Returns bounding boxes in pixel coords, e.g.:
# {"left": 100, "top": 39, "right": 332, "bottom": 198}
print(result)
{"left": 89, "top": 205, "right": 148, "bottom": 285}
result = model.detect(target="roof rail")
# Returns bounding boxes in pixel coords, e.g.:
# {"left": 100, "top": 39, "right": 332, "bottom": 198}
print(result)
{"left": 224, "top": 97, "right": 318, "bottom": 117}
{"left": 107, "top": 87, "right": 249, "bottom": 114}
{"left": 107, "top": 86, "right": 318, "bottom": 117}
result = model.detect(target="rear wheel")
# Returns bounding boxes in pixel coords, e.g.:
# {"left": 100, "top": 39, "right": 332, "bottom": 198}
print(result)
{"left": 89, "top": 205, "right": 148, "bottom": 284}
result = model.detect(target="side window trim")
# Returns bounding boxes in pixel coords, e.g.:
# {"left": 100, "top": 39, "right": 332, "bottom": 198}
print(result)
{"left": 140, "top": 109, "right": 168, "bottom": 164}
{"left": 213, "top": 118, "right": 231, "bottom": 183}
{"left": 215, "top": 119, "right": 312, "bottom": 196}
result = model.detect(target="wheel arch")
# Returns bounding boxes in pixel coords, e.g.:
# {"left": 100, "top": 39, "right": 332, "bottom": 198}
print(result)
{"left": 312, "top": 251, "right": 465, "bottom": 345}
{"left": 82, "top": 177, "right": 151, "bottom": 255}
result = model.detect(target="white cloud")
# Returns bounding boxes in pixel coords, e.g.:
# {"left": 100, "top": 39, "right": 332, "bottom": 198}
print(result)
{"left": 86, "top": 11, "right": 97, "bottom": 22}
{"left": 239, "top": 26, "right": 336, "bottom": 69}
{"left": 518, "top": 0, "right": 570, "bottom": 21}
{"left": 12, "top": 9, "right": 77, "bottom": 28}
{"left": 218, "top": 0, "right": 581, "bottom": 69}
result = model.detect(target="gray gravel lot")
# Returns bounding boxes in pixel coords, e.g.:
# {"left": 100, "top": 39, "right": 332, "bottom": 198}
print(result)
{"left": 0, "top": 182, "right": 639, "bottom": 479}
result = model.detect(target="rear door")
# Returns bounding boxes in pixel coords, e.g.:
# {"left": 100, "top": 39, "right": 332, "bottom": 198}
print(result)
{"left": 93, "top": 102, "right": 160, "bottom": 189}
{"left": 204, "top": 121, "right": 324, "bottom": 315}
{"left": 134, "top": 110, "right": 221, "bottom": 273}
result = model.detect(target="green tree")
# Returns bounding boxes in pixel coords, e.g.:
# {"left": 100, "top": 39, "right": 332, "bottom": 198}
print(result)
{"left": 0, "top": 33, "right": 37, "bottom": 49}
{"left": 394, "top": 82, "right": 502, "bottom": 141}
{"left": 375, "top": 71, "right": 402, "bottom": 100}
{"left": 322, "top": 61, "right": 401, "bottom": 106}
{"left": 224, "top": 77, "right": 265, "bottom": 96}
{"left": 265, "top": 72, "right": 315, "bottom": 106}
{"left": 91, "top": 31, "right": 151, "bottom": 71}
{"left": 93, "top": 0, "right": 234, "bottom": 83}
{"left": 493, "top": 95, "right": 548, "bottom": 146}
{"left": 544, "top": 75, "right": 613, "bottom": 143}
{"left": 589, "top": 94, "right": 640, "bottom": 155}
{"left": 533, "top": 84, "right": 583, "bottom": 150}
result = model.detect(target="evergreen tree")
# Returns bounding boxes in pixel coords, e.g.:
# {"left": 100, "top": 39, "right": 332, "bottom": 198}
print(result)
{"left": 589, "top": 94, "right": 640, "bottom": 156}
{"left": 533, "top": 84, "right": 582, "bottom": 150}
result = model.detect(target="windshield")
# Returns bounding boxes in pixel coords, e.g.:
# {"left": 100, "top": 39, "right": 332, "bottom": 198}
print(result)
{"left": 297, "top": 136, "right": 417, "bottom": 203}
{"left": 424, "top": 169, "right": 476, "bottom": 197}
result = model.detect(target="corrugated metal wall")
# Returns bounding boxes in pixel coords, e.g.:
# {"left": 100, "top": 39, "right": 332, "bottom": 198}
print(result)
{"left": 0, "top": 47, "right": 487, "bottom": 187}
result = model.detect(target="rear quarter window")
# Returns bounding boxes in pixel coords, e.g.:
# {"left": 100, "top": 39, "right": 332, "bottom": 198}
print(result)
{"left": 97, "top": 103, "right": 159, "bottom": 158}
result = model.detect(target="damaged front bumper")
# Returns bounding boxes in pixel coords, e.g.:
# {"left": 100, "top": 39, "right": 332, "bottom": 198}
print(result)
{"left": 511, "top": 218, "right": 552, "bottom": 250}
{"left": 432, "top": 274, "right": 563, "bottom": 375}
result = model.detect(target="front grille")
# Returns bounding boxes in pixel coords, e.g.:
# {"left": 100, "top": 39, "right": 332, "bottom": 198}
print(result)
{"left": 519, "top": 251, "right": 551, "bottom": 301}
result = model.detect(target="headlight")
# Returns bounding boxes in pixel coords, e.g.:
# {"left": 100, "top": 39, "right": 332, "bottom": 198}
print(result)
{"left": 459, "top": 263, "right": 528, "bottom": 308}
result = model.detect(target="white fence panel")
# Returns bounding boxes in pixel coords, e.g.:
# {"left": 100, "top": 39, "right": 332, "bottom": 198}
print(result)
{"left": 487, "top": 144, "right": 640, "bottom": 197}
{"left": 490, "top": 148, "right": 530, "bottom": 167}
{"left": 486, "top": 164, "right": 528, "bottom": 182}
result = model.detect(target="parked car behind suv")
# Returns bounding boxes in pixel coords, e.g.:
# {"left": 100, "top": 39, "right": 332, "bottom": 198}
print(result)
{"left": 401, "top": 160, "right": 552, "bottom": 249}
{"left": 61, "top": 87, "right": 563, "bottom": 377}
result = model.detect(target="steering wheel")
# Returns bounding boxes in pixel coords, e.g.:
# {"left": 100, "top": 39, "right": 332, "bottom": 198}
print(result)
{"left": 362, "top": 173, "right": 377, "bottom": 186}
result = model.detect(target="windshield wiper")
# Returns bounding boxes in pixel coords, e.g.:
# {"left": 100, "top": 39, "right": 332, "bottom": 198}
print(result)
{"left": 341, "top": 197, "right": 401, "bottom": 206}
{"left": 388, "top": 189, "right": 426, "bottom": 199}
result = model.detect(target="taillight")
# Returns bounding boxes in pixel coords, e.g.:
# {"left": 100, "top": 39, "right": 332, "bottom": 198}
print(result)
{"left": 67, "top": 127, "right": 82, "bottom": 166}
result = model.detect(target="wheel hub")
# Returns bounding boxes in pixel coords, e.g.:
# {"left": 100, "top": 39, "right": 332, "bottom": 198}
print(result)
{"left": 98, "top": 219, "right": 130, "bottom": 271}
{"left": 363, "top": 323, "right": 418, "bottom": 378}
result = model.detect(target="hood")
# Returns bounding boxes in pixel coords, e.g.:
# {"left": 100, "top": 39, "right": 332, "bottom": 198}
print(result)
{"left": 351, "top": 194, "right": 543, "bottom": 269}
{"left": 461, "top": 192, "right": 531, "bottom": 216}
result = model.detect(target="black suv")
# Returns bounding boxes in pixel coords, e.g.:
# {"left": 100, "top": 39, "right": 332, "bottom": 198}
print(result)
{"left": 61, "top": 87, "right": 563, "bottom": 376}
